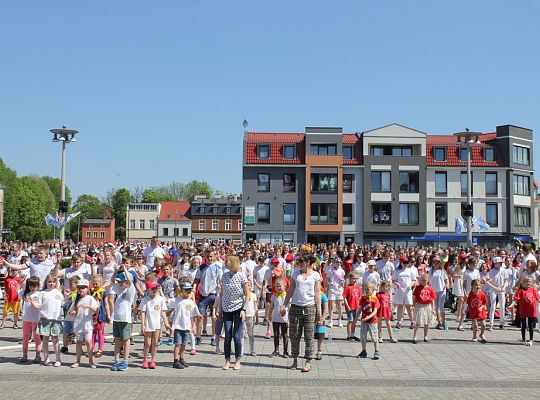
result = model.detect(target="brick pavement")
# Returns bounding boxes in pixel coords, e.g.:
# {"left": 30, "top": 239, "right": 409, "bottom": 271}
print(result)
{"left": 0, "top": 315, "right": 539, "bottom": 399}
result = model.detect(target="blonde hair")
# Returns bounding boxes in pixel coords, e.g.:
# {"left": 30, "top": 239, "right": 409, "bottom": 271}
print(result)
{"left": 227, "top": 256, "right": 241, "bottom": 273}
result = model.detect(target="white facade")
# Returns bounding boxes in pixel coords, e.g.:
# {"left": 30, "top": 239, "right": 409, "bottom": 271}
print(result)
{"left": 158, "top": 220, "right": 192, "bottom": 243}
{"left": 126, "top": 203, "right": 160, "bottom": 242}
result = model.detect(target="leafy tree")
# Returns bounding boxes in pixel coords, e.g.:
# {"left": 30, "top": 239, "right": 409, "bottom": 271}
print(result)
{"left": 41, "top": 175, "right": 72, "bottom": 207}
{"left": 67, "top": 194, "right": 110, "bottom": 241}
{"left": 184, "top": 180, "right": 213, "bottom": 202}
{"left": 111, "top": 188, "right": 131, "bottom": 241}
{"left": 142, "top": 188, "right": 176, "bottom": 203}
{"left": 0, "top": 158, "right": 18, "bottom": 233}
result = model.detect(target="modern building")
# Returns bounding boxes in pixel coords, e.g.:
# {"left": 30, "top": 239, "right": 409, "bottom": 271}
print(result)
{"left": 191, "top": 195, "right": 242, "bottom": 243}
{"left": 81, "top": 218, "right": 115, "bottom": 244}
{"left": 126, "top": 203, "right": 160, "bottom": 243}
{"left": 242, "top": 123, "right": 536, "bottom": 246}
{"left": 157, "top": 201, "right": 191, "bottom": 243}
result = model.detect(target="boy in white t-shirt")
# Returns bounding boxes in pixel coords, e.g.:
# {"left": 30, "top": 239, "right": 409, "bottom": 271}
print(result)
{"left": 168, "top": 282, "right": 201, "bottom": 369}
{"left": 108, "top": 267, "right": 136, "bottom": 371}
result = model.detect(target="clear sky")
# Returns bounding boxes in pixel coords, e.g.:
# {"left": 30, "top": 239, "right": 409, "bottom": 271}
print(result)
{"left": 1, "top": 1, "right": 539, "bottom": 200}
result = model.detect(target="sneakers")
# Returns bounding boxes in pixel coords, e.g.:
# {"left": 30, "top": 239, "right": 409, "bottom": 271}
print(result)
{"left": 167, "top": 338, "right": 174, "bottom": 346}
{"left": 190, "top": 349, "right": 197, "bottom": 356}
{"left": 251, "top": 351, "right": 257, "bottom": 357}
{"left": 436, "top": 323, "right": 444, "bottom": 330}
{"left": 373, "top": 351, "right": 380, "bottom": 360}
{"left": 378, "top": 338, "right": 384, "bottom": 343}
{"left": 412, "top": 338, "right": 417, "bottom": 344}
{"left": 202, "top": 330, "right": 208, "bottom": 336}
{"left": 424, "top": 337, "right": 429, "bottom": 343}
{"left": 210, "top": 337, "right": 216, "bottom": 346}
{"left": 195, "top": 336, "right": 201, "bottom": 345}
{"left": 180, "top": 359, "right": 189, "bottom": 368}
{"left": 358, "top": 350, "right": 368, "bottom": 358}
{"left": 141, "top": 360, "right": 149, "bottom": 369}
{"left": 262, "top": 318, "right": 268, "bottom": 325}
{"left": 338, "top": 322, "right": 344, "bottom": 328}
{"left": 270, "top": 351, "right": 280, "bottom": 358}
{"left": 117, "top": 361, "right": 128, "bottom": 371}
{"left": 409, "top": 322, "right": 416, "bottom": 329}
{"left": 487, "top": 326, "right": 493, "bottom": 332}
{"left": 315, "top": 351, "right": 322, "bottom": 360}
{"left": 32, "top": 355, "right": 42, "bottom": 364}
{"left": 352, "top": 336, "right": 361, "bottom": 342}
{"left": 173, "top": 360, "right": 184, "bottom": 369}
{"left": 157, "top": 339, "right": 163, "bottom": 347}
{"left": 389, "top": 338, "right": 398, "bottom": 343}
{"left": 457, "top": 325, "right": 465, "bottom": 332}
{"left": 393, "top": 322, "right": 401, "bottom": 332}
{"left": 265, "top": 332, "right": 271, "bottom": 339}
{"left": 281, "top": 352, "right": 289, "bottom": 359}
{"left": 71, "top": 363, "right": 79, "bottom": 368}
{"left": 443, "top": 322, "right": 448, "bottom": 331}
{"left": 110, "top": 360, "right": 119, "bottom": 371}
{"left": 60, "top": 346, "right": 69, "bottom": 354}
{"left": 499, "top": 323, "right": 505, "bottom": 330}
{"left": 149, "top": 361, "right": 156, "bottom": 369}
{"left": 53, "top": 361, "right": 61, "bottom": 368}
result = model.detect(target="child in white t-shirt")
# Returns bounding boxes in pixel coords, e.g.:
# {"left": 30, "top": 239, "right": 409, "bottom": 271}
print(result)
{"left": 269, "top": 278, "right": 289, "bottom": 357}
{"left": 69, "top": 279, "right": 98, "bottom": 368}
{"left": 19, "top": 276, "right": 42, "bottom": 364}
{"left": 138, "top": 280, "right": 171, "bottom": 369}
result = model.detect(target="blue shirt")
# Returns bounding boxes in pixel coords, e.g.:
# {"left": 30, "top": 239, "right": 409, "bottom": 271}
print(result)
{"left": 315, "top": 293, "right": 328, "bottom": 334}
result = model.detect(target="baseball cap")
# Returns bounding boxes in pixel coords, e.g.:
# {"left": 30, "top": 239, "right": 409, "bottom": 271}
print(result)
{"left": 271, "top": 257, "right": 280, "bottom": 264}
{"left": 459, "top": 253, "right": 470, "bottom": 260}
{"left": 115, "top": 272, "right": 127, "bottom": 282}
{"left": 285, "top": 253, "right": 294, "bottom": 262}
{"left": 181, "top": 282, "right": 193, "bottom": 290}
{"left": 433, "top": 256, "right": 441, "bottom": 262}
{"left": 492, "top": 256, "right": 503, "bottom": 264}
{"left": 367, "top": 260, "right": 376, "bottom": 266}
{"left": 399, "top": 256, "right": 409, "bottom": 263}
{"left": 77, "top": 279, "right": 89, "bottom": 287}
{"left": 146, "top": 280, "right": 159, "bottom": 290}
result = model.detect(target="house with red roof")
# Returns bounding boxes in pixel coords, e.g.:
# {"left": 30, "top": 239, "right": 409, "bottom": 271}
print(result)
{"left": 242, "top": 123, "right": 535, "bottom": 247}
{"left": 157, "top": 201, "right": 191, "bottom": 243}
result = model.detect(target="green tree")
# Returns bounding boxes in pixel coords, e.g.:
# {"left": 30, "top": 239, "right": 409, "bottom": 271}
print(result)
{"left": 142, "top": 188, "right": 176, "bottom": 203}
{"left": 184, "top": 180, "right": 213, "bottom": 202}
{"left": 0, "top": 158, "right": 19, "bottom": 233}
{"left": 67, "top": 194, "right": 110, "bottom": 241}
{"left": 111, "top": 188, "right": 131, "bottom": 241}
{"left": 41, "top": 175, "right": 72, "bottom": 207}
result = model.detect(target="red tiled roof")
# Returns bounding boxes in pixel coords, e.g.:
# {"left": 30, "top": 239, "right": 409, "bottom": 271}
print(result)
{"left": 245, "top": 132, "right": 304, "bottom": 143}
{"left": 159, "top": 201, "right": 191, "bottom": 221}
{"left": 342, "top": 134, "right": 362, "bottom": 165}
{"left": 245, "top": 132, "right": 305, "bottom": 164}
{"left": 426, "top": 133, "right": 503, "bottom": 167}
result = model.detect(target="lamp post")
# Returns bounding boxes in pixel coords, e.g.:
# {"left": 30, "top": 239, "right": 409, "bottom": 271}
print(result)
{"left": 50, "top": 126, "right": 78, "bottom": 243}
{"left": 453, "top": 128, "right": 482, "bottom": 248}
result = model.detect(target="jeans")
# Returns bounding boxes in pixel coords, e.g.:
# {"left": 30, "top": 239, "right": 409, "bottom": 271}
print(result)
{"left": 223, "top": 309, "right": 243, "bottom": 360}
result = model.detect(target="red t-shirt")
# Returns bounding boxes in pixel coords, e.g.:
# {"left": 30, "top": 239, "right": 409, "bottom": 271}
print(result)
{"left": 359, "top": 295, "right": 380, "bottom": 324}
{"left": 343, "top": 259, "right": 353, "bottom": 274}
{"left": 412, "top": 285, "right": 436, "bottom": 304}
{"left": 343, "top": 285, "right": 362, "bottom": 311}
{"left": 466, "top": 291, "right": 488, "bottom": 319}
{"left": 376, "top": 292, "right": 391, "bottom": 319}
{"left": 514, "top": 288, "right": 540, "bottom": 318}
{"left": 4, "top": 276, "right": 21, "bottom": 302}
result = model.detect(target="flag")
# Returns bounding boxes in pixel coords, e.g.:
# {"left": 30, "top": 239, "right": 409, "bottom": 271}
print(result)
{"left": 45, "top": 211, "right": 80, "bottom": 228}
{"left": 45, "top": 213, "right": 61, "bottom": 228}
{"left": 472, "top": 216, "right": 480, "bottom": 231}
{"left": 475, "top": 216, "right": 490, "bottom": 232}
{"left": 454, "top": 216, "right": 465, "bottom": 234}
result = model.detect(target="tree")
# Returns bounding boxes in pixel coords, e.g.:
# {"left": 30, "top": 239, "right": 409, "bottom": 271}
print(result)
{"left": 184, "top": 180, "right": 213, "bottom": 202}
{"left": 73, "top": 194, "right": 109, "bottom": 219}
{"left": 41, "top": 175, "right": 72, "bottom": 207}
{"left": 111, "top": 188, "right": 131, "bottom": 241}
{"left": 0, "top": 158, "right": 19, "bottom": 232}
{"left": 142, "top": 188, "right": 176, "bottom": 203}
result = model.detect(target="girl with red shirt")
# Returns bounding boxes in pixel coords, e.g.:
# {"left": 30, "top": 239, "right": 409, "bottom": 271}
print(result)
{"left": 377, "top": 281, "right": 397, "bottom": 343}
{"left": 510, "top": 277, "right": 540, "bottom": 346}
{"left": 412, "top": 274, "right": 436, "bottom": 344}
{"left": 466, "top": 279, "right": 488, "bottom": 343}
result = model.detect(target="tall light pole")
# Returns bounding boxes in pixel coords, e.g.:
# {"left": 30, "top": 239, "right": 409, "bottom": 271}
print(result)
{"left": 50, "top": 126, "right": 78, "bottom": 243}
{"left": 454, "top": 129, "right": 482, "bottom": 248}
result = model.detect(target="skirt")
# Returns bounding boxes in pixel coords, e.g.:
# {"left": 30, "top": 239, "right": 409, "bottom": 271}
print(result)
{"left": 415, "top": 303, "right": 435, "bottom": 326}
{"left": 37, "top": 319, "right": 63, "bottom": 337}
{"left": 452, "top": 279, "right": 464, "bottom": 297}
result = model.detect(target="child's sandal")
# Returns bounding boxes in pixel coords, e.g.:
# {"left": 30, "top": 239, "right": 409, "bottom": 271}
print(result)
{"left": 95, "top": 350, "right": 103, "bottom": 358}
{"left": 301, "top": 362, "right": 312, "bottom": 373}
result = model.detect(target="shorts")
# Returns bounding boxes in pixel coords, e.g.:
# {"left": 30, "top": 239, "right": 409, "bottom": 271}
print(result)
{"left": 37, "top": 319, "right": 63, "bottom": 337}
{"left": 327, "top": 287, "right": 344, "bottom": 301}
{"left": 63, "top": 320, "right": 74, "bottom": 334}
{"left": 360, "top": 322, "right": 378, "bottom": 343}
{"left": 314, "top": 332, "right": 325, "bottom": 340}
{"left": 346, "top": 310, "right": 358, "bottom": 321}
{"left": 174, "top": 329, "right": 190, "bottom": 346}
{"left": 112, "top": 321, "right": 132, "bottom": 341}
{"left": 393, "top": 289, "right": 413, "bottom": 305}
{"left": 3, "top": 301, "right": 20, "bottom": 315}
{"left": 75, "top": 330, "right": 92, "bottom": 342}
{"left": 198, "top": 294, "right": 216, "bottom": 317}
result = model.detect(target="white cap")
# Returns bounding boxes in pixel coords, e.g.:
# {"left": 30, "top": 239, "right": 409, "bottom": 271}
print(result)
{"left": 492, "top": 257, "right": 503, "bottom": 264}
{"left": 77, "top": 279, "right": 90, "bottom": 287}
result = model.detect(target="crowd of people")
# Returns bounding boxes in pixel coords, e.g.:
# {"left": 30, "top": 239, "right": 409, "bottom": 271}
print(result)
{"left": 0, "top": 237, "right": 539, "bottom": 372}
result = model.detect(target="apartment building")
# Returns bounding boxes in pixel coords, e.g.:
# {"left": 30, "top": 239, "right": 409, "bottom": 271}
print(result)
{"left": 157, "top": 201, "right": 191, "bottom": 243}
{"left": 191, "top": 195, "right": 242, "bottom": 243}
{"left": 126, "top": 203, "right": 160, "bottom": 243}
{"left": 242, "top": 124, "right": 535, "bottom": 246}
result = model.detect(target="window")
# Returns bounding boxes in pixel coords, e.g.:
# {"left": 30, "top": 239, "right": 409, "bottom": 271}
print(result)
{"left": 514, "top": 207, "right": 531, "bottom": 227}
{"left": 225, "top": 207, "right": 231, "bottom": 214}
{"left": 174, "top": 228, "right": 179, "bottom": 237}
{"left": 371, "top": 146, "right": 412, "bottom": 156}
{"left": 435, "top": 203, "right": 448, "bottom": 226}
{"left": 434, "top": 147, "right": 446, "bottom": 162}
{"left": 371, "top": 146, "right": 384, "bottom": 156}
{"left": 460, "top": 172, "right": 473, "bottom": 196}
{"left": 283, "top": 145, "right": 295, "bottom": 160}
{"left": 163, "top": 228, "right": 169, "bottom": 236}
{"left": 486, "top": 203, "right": 498, "bottom": 227}
{"left": 343, "top": 204, "right": 353, "bottom": 224}
{"left": 399, "top": 203, "right": 419, "bottom": 225}
{"left": 139, "top": 219, "right": 145, "bottom": 229}
{"left": 310, "top": 203, "right": 338, "bottom": 224}
{"left": 149, "top": 220, "right": 155, "bottom": 230}
{"left": 485, "top": 172, "right": 498, "bottom": 196}
{"left": 459, "top": 147, "right": 468, "bottom": 162}
{"left": 238, "top": 220, "right": 242, "bottom": 231}
{"left": 392, "top": 146, "right": 412, "bottom": 156}
{"left": 199, "top": 220, "right": 206, "bottom": 230}
{"left": 182, "top": 228, "right": 188, "bottom": 236}
{"left": 257, "top": 203, "right": 270, "bottom": 224}
{"left": 513, "top": 175, "right": 530, "bottom": 196}
{"left": 258, "top": 144, "right": 270, "bottom": 159}
{"left": 399, "top": 171, "right": 419, "bottom": 193}
{"left": 310, "top": 144, "right": 337, "bottom": 155}
{"left": 199, "top": 206, "right": 205, "bottom": 214}
{"left": 86, "top": 231, "right": 90, "bottom": 239}
{"left": 100, "top": 225, "right": 104, "bottom": 229}
{"left": 257, "top": 173, "right": 270, "bottom": 192}
{"left": 484, "top": 148, "right": 495, "bottom": 162}
{"left": 129, "top": 219, "right": 135, "bottom": 230}
{"left": 435, "top": 172, "right": 447, "bottom": 196}
{"left": 213, "top": 206, "right": 219, "bottom": 214}
{"left": 311, "top": 173, "right": 338, "bottom": 192}
{"left": 343, "top": 174, "right": 354, "bottom": 193}
{"left": 371, "top": 171, "right": 391, "bottom": 193}
{"left": 343, "top": 146, "right": 353, "bottom": 160}
{"left": 212, "top": 220, "right": 219, "bottom": 231}
{"left": 283, "top": 173, "right": 296, "bottom": 193}
{"left": 283, "top": 203, "right": 296, "bottom": 224}
{"left": 372, "top": 203, "right": 391, "bottom": 224}
{"left": 100, "top": 231, "right": 105, "bottom": 239}
{"left": 513, "top": 145, "right": 530, "bottom": 165}
{"left": 225, "top": 220, "right": 232, "bottom": 230}
{"left": 93, "top": 231, "right": 98, "bottom": 238}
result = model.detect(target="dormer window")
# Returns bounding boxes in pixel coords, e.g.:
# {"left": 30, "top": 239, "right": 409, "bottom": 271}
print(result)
{"left": 200, "top": 206, "right": 205, "bottom": 214}
{"left": 459, "top": 147, "right": 468, "bottom": 162}
{"left": 258, "top": 144, "right": 270, "bottom": 159}
{"left": 283, "top": 145, "right": 295, "bottom": 160}
{"left": 433, "top": 147, "right": 446, "bottom": 162}
{"left": 343, "top": 145, "right": 353, "bottom": 160}
{"left": 484, "top": 147, "right": 495, "bottom": 162}
{"left": 213, "top": 207, "right": 219, "bottom": 214}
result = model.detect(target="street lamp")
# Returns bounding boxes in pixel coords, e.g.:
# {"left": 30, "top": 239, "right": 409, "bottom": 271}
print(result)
{"left": 453, "top": 128, "right": 482, "bottom": 248}
{"left": 50, "top": 125, "right": 79, "bottom": 243}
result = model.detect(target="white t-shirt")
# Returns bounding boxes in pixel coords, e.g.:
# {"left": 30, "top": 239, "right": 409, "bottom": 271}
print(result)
{"left": 61, "top": 264, "right": 93, "bottom": 289}
{"left": 138, "top": 295, "right": 168, "bottom": 332}
{"left": 271, "top": 293, "right": 288, "bottom": 323}
{"left": 20, "top": 289, "right": 41, "bottom": 323}
{"left": 392, "top": 267, "right": 417, "bottom": 293}
{"left": 290, "top": 269, "right": 321, "bottom": 307}
{"left": 488, "top": 267, "right": 508, "bottom": 290}
{"left": 352, "top": 262, "right": 366, "bottom": 284}
{"left": 100, "top": 263, "right": 116, "bottom": 284}
{"left": 109, "top": 283, "right": 136, "bottom": 323}
{"left": 143, "top": 246, "right": 166, "bottom": 269}
{"left": 73, "top": 295, "right": 99, "bottom": 333}
{"left": 325, "top": 265, "right": 345, "bottom": 291}
{"left": 362, "top": 271, "right": 381, "bottom": 290}
{"left": 9, "top": 251, "right": 29, "bottom": 280}
{"left": 28, "top": 259, "right": 55, "bottom": 288}
{"left": 241, "top": 260, "right": 256, "bottom": 286}
{"left": 430, "top": 269, "right": 447, "bottom": 293}
{"left": 168, "top": 298, "right": 200, "bottom": 331}
{"left": 36, "top": 288, "right": 64, "bottom": 320}
{"left": 521, "top": 253, "right": 537, "bottom": 273}
{"left": 463, "top": 268, "right": 480, "bottom": 293}
{"left": 254, "top": 265, "right": 270, "bottom": 296}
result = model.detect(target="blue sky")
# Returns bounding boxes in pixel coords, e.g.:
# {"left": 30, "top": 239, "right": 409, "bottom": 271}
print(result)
{"left": 1, "top": 1, "right": 539, "bottom": 200}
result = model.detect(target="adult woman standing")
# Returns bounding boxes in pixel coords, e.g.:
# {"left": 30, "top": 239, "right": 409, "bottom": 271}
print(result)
{"left": 220, "top": 255, "right": 249, "bottom": 371}
{"left": 281, "top": 255, "right": 322, "bottom": 373}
